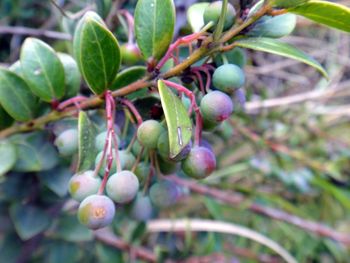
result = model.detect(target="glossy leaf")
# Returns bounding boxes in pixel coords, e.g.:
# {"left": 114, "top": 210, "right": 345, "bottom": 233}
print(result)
{"left": 0, "top": 141, "right": 16, "bottom": 176}
{"left": 10, "top": 204, "right": 50, "bottom": 240}
{"left": 187, "top": 2, "right": 209, "bottom": 33}
{"left": 57, "top": 53, "right": 81, "bottom": 98}
{"left": 158, "top": 80, "right": 192, "bottom": 159}
{"left": 134, "top": 0, "right": 175, "bottom": 61}
{"left": 20, "top": 38, "right": 65, "bottom": 102}
{"left": 289, "top": 0, "right": 350, "bottom": 32}
{"left": 9, "top": 60, "right": 23, "bottom": 76}
{"left": 39, "top": 167, "right": 71, "bottom": 197}
{"left": 270, "top": 0, "right": 309, "bottom": 8}
{"left": 77, "top": 111, "right": 97, "bottom": 172}
{"left": 54, "top": 214, "right": 93, "bottom": 242}
{"left": 235, "top": 37, "right": 328, "bottom": 78}
{"left": 47, "top": 241, "right": 82, "bottom": 263}
{"left": 12, "top": 132, "right": 59, "bottom": 172}
{"left": 0, "top": 105, "right": 14, "bottom": 130}
{"left": 0, "top": 68, "right": 38, "bottom": 121}
{"left": 96, "top": 243, "right": 123, "bottom": 263}
{"left": 73, "top": 11, "right": 121, "bottom": 95}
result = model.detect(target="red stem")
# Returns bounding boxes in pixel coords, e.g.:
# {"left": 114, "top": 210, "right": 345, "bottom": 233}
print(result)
{"left": 120, "top": 9, "right": 135, "bottom": 45}
{"left": 120, "top": 99, "right": 143, "bottom": 126}
{"left": 57, "top": 96, "right": 87, "bottom": 110}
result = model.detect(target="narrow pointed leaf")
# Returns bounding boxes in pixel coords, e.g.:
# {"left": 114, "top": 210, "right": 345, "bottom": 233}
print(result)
{"left": 135, "top": 0, "right": 175, "bottom": 61}
{"left": 73, "top": 11, "right": 121, "bottom": 95}
{"left": 270, "top": 0, "right": 309, "bottom": 8}
{"left": 77, "top": 111, "right": 97, "bottom": 172}
{"left": 0, "top": 141, "right": 16, "bottom": 176}
{"left": 0, "top": 68, "right": 39, "bottom": 121}
{"left": 235, "top": 37, "right": 328, "bottom": 78}
{"left": 158, "top": 80, "right": 192, "bottom": 159}
{"left": 289, "top": 0, "right": 350, "bottom": 32}
{"left": 20, "top": 38, "right": 65, "bottom": 102}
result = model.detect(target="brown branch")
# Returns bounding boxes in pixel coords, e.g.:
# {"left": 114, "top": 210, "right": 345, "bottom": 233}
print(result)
{"left": 0, "top": 26, "right": 71, "bottom": 40}
{"left": 167, "top": 176, "right": 350, "bottom": 247}
{"left": 94, "top": 228, "right": 157, "bottom": 262}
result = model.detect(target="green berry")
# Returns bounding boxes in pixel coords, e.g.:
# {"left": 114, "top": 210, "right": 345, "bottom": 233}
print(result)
{"left": 95, "top": 131, "right": 120, "bottom": 152}
{"left": 54, "top": 128, "right": 78, "bottom": 156}
{"left": 137, "top": 120, "right": 164, "bottom": 149}
{"left": 158, "top": 156, "right": 180, "bottom": 175}
{"left": 135, "top": 162, "right": 151, "bottom": 185}
{"left": 106, "top": 170, "right": 139, "bottom": 204}
{"left": 131, "top": 140, "right": 147, "bottom": 159}
{"left": 182, "top": 146, "right": 216, "bottom": 179}
{"left": 77, "top": 194, "right": 115, "bottom": 230}
{"left": 203, "top": 1, "right": 236, "bottom": 31}
{"left": 95, "top": 150, "right": 117, "bottom": 176}
{"left": 68, "top": 170, "right": 101, "bottom": 202}
{"left": 213, "top": 64, "right": 245, "bottom": 93}
{"left": 119, "top": 150, "right": 136, "bottom": 170}
{"left": 120, "top": 43, "right": 142, "bottom": 65}
{"left": 200, "top": 91, "right": 233, "bottom": 123}
{"left": 149, "top": 181, "right": 179, "bottom": 208}
{"left": 129, "top": 193, "right": 153, "bottom": 221}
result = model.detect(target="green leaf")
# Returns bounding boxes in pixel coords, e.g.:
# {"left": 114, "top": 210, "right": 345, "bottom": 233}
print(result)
{"left": 39, "top": 167, "right": 71, "bottom": 197}
{"left": 0, "top": 68, "right": 39, "bottom": 121}
{"left": 47, "top": 241, "right": 82, "bottom": 263}
{"left": 0, "top": 105, "right": 14, "bottom": 130}
{"left": 20, "top": 38, "right": 65, "bottom": 102}
{"left": 12, "top": 132, "right": 59, "bottom": 172}
{"left": 270, "top": 0, "right": 309, "bottom": 8}
{"left": 57, "top": 53, "right": 81, "bottom": 99}
{"left": 158, "top": 80, "right": 192, "bottom": 159}
{"left": 187, "top": 2, "right": 209, "bottom": 33}
{"left": 0, "top": 141, "right": 16, "bottom": 177}
{"left": 96, "top": 243, "right": 123, "bottom": 263}
{"left": 77, "top": 111, "right": 97, "bottom": 172}
{"left": 135, "top": 0, "right": 175, "bottom": 61}
{"left": 10, "top": 203, "right": 50, "bottom": 240}
{"left": 73, "top": 11, "right": 121, "bottom": 95}
{"left": 235, "top": 37, "right": 328, "bottom": 78}
{"left": 54, "top": 214, "right": 93, "bottom": 242}
{"left": 288, "top": 0, "right": 350, "bottom": 32}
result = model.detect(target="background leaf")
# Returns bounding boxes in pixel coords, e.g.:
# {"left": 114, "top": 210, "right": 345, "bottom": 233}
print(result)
{"left": 187, "top": 2, "right": 209, "bottom": 33}
{"left": 73, "top": 12, "right": 120, "bottom": 95}
{"left": 0, "top": 141, "right": 16, "bottom": 177}
{"left": 0, "top": 68, "right": 38, "bottom": 121}
{"left": 135, "top": 0, "right": 175, "bottom": 61}
{"left": 10, "top": 204, "right": 50, "bottom": 240}
{"left": 20, "top": 38, "right": 65, "bottom": 102}
{"left": 235, "top": 37, "right": 328, "bottom": 78}
{"left": 38, "top": 167, "right": 71, "bottom": 197}
{"left": 77, "top": 111, "right": 97, "bottom": 172}
{"left": 57, "top": 53, "right": 81, "bottom": 99}
{"left": 158, "top": 80, "right": 192, "bottom": 159}
{"left": 289, "top": 0, "right": 350, "bottom": 32}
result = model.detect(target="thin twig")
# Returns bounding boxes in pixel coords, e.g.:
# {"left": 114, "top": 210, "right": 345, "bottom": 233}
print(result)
{"left": 0, "top": 26, "right": 71, "bottom": 40}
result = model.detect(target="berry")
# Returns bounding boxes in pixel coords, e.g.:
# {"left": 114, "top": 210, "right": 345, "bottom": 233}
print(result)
{"left": 120, "top": 43, "right": 142, "bottom": 65}
{"left": 131, "top": 140, "right": 147, "bottom": 159}
{"left": 203, "top": 1, "right": 236, "bottom": 31}
{"left": 247, "top": 14, "right": 296, "bottom": 38}
{"left": 95, "top": 131, "right": 120, "bottom": 152}
{"left": 95, "top": 150, "right": 117, "bottom": 175}
{"left": 200, "top": 91, "right": 233, "bottom": 123}
{"left": 77, "top": 194, "right": 115, "bottom": 230}
{"left": 129, "top": 193, "right": 154, "bottom": 221}
{"left": 137, "top": 120, "right": 164, "bottom": 149}
{"left": 181, "top": 146, "right": 216, "bottom": 179}
{"left": 95, "top": 150, "right": 135, "bottom": 175}
{"left": 68, "top": 170, "right": 101, "bottom": 202}
{"left": 119, "top": 150, "right": 136, "bottom": 170}
{"left": 134, "top": 161, "right": 151, "bottom": 185}
{"left": 106, "top": 170, "right": 139, "bottom": 204}
{"left": 149, "top": 181, "right": 179, "bottom": 208}
{"left": 157, "top": 131, "right": 191, "bottom": 162}
{"left": 158, "top": 156, "right": 180, "bottom": 175}
{"left": 54, "top": 128, "right": 79, "bottom": 156}
{"left": 213, "top": 64, "right": 245, "bottom": 93}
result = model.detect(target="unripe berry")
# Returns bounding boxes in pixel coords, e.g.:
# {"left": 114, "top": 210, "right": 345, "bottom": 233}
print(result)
{"left": 200, "top": 91, "right": 233, "bottom": 123}
{"left": 181, "top": 146, "right": 216, "bottom": 179}
{"left": 95, "top": 150, "right": 135, "bottom": 175}
{"left": 203, "top": 1, "right": 236, "bottom": 31}
{"left": 106, "top": 170, "right": 139, "bottom": 204}
{"left": 131, "top": 140, "right": 147, "bottom": 159}
{"left": 68, "top": 170, "right": 101, "bottom": 202}
{"left": 213, "top": 64, "right": 245, "bottom": 93}
{"left": 54, "top": 128, "right": 78, "bottom": 156}
{"left": 129, "top": 193, "right": 154, "bottom": 221}
{"left": 149, "top": 181, "right": 180, "bottom": 208}
{"left": 137, "top": 120, "right": 164, "bottom": 149}
{"left": 119, "top": 150, "right": 136, "bottom": 170}
{"left": 135, "top": 161, "right": 151, "bottom": 185}
{"left": 77, "top": 194, "right": 115, "bottom": 230}
{"left": 95, "top": 131, "right": 120, "bottom": 152}
{"left": 158, "top": 156, "right": 180, "bottom": 175}
{"left": 121, "top": 43, "right": 143, "bottom": 65}
{"left": 157, "top": 131, "right": 191, "bottom": 162}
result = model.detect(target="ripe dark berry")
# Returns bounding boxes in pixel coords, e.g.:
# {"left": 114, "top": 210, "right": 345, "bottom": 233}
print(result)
{"left": 68, "top": 170, "right": 101, "bottom": 202}
{"left": 54, "top": 128, "right": 78, "bottom": 156}
{"left": 200, "top": 91, "right": 233, "bottom": 123}
{"left": 181, "top": 146, "right": 216, "bottom": 179}
{"left": 149, "top": 181, "right": 180, "bottom": 208}
{"left": 137, "top": 120, "right": 164, "bottom": 149}
{"left": 213, "top": 64, "right": 245, "bottom": 93}
{"left": 106, "top": 170, "right": 139, "bottom": 204}
{"left": 77, "top": 194, "right": 115, "bottom": 230}
{"left": 203, "top": 1, "right": 236, "bottom": 31}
